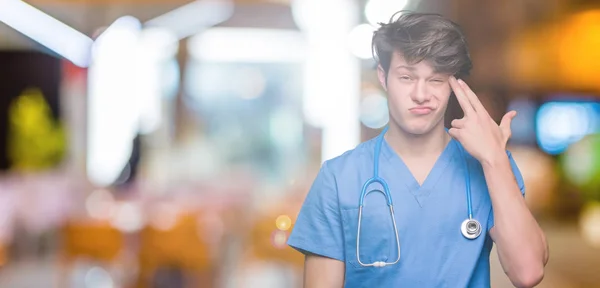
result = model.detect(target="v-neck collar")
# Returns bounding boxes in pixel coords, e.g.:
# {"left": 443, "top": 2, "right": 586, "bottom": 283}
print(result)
{"left": 380, "top": 134, "right": 458, "bottom": 207}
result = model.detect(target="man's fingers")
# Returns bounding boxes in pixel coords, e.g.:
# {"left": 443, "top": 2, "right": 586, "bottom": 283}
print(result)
{"left": 449, "top": 76, "right": 474, "bottom": 116}
{"left": 451, "top": 118, "right": 466, "bottom": 128}
{"left": 457, "top": 79, "right": 487, "bottom": 116}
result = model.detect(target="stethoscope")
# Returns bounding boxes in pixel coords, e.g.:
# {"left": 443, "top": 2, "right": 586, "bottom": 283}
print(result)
{"left": 356, "top": 126, "right": 481, "bottom": 268}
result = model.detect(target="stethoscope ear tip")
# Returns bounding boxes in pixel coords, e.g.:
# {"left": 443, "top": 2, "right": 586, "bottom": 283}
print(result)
{"left": 461, "top": 218, "right": 481, "bottom": 240}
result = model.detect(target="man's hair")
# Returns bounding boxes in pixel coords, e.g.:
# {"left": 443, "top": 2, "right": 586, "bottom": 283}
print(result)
{"left": 372, "top": 11, "right": 472, "bottom": 79}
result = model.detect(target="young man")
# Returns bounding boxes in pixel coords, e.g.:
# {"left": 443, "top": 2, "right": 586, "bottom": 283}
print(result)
{"left": 287, "top": 12, "right": 548, "bottom": 287}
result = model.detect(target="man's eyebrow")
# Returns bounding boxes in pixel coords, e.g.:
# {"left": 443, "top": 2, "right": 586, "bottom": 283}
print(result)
{"left": 395, "top": 65, "right": 417, "bottom": 71}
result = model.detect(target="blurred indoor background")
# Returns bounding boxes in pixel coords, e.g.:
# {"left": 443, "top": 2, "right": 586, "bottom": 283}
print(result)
{"left": 0, "top": 0, "right": 599, "bottom": 287}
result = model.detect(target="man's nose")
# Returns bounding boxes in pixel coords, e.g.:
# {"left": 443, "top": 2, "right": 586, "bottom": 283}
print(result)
{"left": 410, "top": 81, "right": 432, "bottom": 103}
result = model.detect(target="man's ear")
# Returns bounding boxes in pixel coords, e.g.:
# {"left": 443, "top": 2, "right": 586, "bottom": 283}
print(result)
{"left": 377, "top": 65, "right": 388, "bottom": 92}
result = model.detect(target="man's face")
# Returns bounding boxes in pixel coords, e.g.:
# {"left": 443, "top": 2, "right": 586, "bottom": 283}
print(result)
{"left": 377, "top": 52, "right": 453, "bottom": 136}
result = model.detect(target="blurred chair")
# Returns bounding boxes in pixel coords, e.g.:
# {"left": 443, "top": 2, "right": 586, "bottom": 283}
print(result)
{"left": 136, "top": 212, "right": 218, "bottom": 288}
{"left": 247, "top": 183, "right": 309, "bottom": 270}
{"left": 59, "top": 220, "right": 125, "bottom": 287}
{"left": 238, "top": 184, "right": 310, "bottom": 288}
{"left": 228, "top": 211, "right": 303, "bottom": 288}
{"left": 0, "top": 241, "right": 6, "bottom": 269}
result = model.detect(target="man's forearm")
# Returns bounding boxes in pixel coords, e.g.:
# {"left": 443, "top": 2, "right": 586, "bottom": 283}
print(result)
{"left": 481, "top": 152, "right": 548, "bottom": 288}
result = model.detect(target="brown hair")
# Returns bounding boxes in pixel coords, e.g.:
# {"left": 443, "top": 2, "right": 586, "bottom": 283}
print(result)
{"left": 372, "top": 11, "right": 472, "bottom": 79}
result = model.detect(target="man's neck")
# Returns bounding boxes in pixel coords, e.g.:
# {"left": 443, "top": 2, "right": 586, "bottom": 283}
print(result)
{"left": 384, "top": 122, "right": 450, "bottom": 160}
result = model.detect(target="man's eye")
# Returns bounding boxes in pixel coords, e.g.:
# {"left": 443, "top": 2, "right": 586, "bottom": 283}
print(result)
{"left": 399, "top": 76, "right": 412, "bottom": 81}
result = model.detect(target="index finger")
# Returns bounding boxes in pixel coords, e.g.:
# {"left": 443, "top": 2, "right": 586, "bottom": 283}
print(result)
{"left": 449, "top": 76, "right": 474, "bottom": 116}
{"left": 457, "top": 79, "right": 486, "bottom": 113}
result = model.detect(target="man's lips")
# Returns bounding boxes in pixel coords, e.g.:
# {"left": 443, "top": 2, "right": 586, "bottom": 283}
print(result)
{"left": 409, "top": 106, "right": 434, "bottom": 115}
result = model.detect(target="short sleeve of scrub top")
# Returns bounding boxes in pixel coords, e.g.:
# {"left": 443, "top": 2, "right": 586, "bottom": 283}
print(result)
{"left": 487, "top": 150, "right": 526, "bottom": 230}
{"left": 287, "top": 160, "right": 344, "bottom": 261}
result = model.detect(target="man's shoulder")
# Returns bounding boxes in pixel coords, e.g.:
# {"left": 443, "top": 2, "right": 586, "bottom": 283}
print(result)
{"left": 323, "top": 138, "right": 377, "bottom": 172}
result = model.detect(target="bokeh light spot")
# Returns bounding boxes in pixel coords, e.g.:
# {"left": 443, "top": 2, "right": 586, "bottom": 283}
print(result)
{"left": 275, "top": 215, "right": 292, "bottom": 231}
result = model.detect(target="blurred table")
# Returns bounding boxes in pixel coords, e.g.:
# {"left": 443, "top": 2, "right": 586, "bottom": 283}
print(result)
{"left": 0, "top": 220, "right": 598, "bottom": 287}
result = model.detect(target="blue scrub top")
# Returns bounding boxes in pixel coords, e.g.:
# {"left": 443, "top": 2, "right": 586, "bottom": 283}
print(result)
{"left": 287, "top": 135, "right": 525, "bottom": 287}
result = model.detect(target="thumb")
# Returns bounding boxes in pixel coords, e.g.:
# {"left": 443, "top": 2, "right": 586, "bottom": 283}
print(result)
{"left": 448, "top": 127, "right": 461, "bottom": 140}
{"left": 499, "top": 110, "right": 517, "bottom": 136}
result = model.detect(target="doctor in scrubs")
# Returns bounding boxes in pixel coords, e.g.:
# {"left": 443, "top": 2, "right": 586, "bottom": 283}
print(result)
{"left": 287, "top": 12, "right": 549, "bottom": 288}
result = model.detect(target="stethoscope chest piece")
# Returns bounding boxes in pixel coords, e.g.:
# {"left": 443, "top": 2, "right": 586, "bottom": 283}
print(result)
{"left": 461, "top": 218, "right": 481, "bottom": 240}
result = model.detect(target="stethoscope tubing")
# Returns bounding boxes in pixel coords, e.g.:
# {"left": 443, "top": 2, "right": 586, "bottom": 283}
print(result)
{"left": 356, "top": 125, "right": 481, "bottom": 268}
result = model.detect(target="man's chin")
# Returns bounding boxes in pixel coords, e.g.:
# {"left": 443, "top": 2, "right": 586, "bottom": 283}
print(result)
{"left": 405, "top": 127, "right": 432, "bottom": 136}
{"left": 401, "top": 122, "right": 440, "bottom": 136}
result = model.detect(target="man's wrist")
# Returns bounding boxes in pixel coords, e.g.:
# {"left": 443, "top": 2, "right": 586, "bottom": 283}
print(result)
{"left": 479, "top": 149, "right": 510, "bottom": 170}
